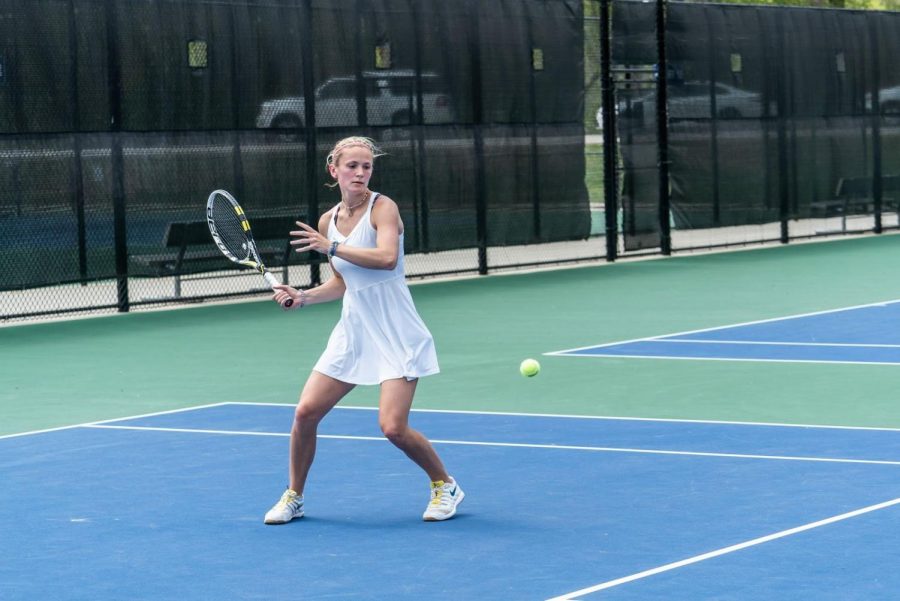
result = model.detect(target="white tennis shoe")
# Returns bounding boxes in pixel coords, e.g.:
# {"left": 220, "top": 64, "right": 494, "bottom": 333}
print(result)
{"left": 264, "top": 489, "right": 304, "bottom": 524}
{"left": 423, "top": 477, "right": 465, "bottom": 521}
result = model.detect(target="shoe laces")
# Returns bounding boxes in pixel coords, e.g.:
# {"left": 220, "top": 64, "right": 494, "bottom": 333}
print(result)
{"left": 279, "top": 490, "right": 301, "bottom": 510}
{"left": 429, "top": 480, "right": 452, "bottom": 508}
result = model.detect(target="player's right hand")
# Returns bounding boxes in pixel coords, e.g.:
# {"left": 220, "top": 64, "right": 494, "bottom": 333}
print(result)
{"left": 272, "top": 284, "right": 302, "bottom": 310}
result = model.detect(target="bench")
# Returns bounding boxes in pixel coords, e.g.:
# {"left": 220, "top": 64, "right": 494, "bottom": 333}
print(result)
{"left": 809, "top": 177, "right": 875, "bottom": 219}
{"left": 810, "top": 175, "right": 899, "bottom": 231}
{"left": 133, "top": 214, "right": 303, "bottom": 297}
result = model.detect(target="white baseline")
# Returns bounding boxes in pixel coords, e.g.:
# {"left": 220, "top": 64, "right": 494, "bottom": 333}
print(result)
{"left": 545, "top": 496, "right": 900, "bottom": 601}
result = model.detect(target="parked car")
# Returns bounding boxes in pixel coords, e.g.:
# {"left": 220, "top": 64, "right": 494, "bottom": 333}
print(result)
{"left": 256, "top": 70, "right": 455, "bottom": 131}
{"left": 865, "top": 85, "right": 900, "bottom": 114}
{"left": 597, "top": 81, "right": 763, "bottom": 128}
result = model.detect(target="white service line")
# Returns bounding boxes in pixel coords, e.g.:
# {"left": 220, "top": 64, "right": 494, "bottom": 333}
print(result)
{"left": 655, "top": 339, "right": 900, "bottom": 348}
{"left": 9, "top": 401, "right": 900, "bottom": 440}
{"left": 545, "top": 496, "right": 900, "bottom": 601}
{"left": 0, "top": 402, "right": 231, "bottom": 440}
{"left": 235, "top": 402, "right": 900, "bottom": 432}
{"left": 547, "top": 352, "right": 900, "bottom": 367}
{"left": 547, "top": 297, "right": 900, "bottom": 355}
{"left": 83, "top": 424, "right": 900, "bottom": 466}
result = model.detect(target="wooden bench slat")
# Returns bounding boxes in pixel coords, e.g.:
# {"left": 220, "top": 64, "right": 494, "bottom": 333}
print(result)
{"left": 131, "top": 214, "right": 304, "bottom": 280}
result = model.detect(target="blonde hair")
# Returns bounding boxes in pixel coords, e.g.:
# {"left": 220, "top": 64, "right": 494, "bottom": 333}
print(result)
{"left": 325, "top": 136, "right": 385, "bottom": 172}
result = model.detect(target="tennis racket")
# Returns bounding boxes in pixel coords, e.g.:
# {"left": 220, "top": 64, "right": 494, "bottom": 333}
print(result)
{"left": 206, "top": 189, "right": 293, "bottom": 307}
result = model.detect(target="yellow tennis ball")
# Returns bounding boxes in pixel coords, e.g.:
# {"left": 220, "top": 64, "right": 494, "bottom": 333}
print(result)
{"left": 519, "top": 358, "right": 540, "bottom": 378}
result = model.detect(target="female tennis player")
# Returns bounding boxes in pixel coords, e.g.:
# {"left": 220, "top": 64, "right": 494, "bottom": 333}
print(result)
{"left": 264, "top": 136, "right": 464, "bottom": 524}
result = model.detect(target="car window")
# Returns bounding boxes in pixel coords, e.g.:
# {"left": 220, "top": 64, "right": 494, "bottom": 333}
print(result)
{"left": 365, "top": 79, "right": 387, "bottom": 98}
{"left": 317, "top": 80, "right": 356, "bottom": 100}
{"left": 421, "top": 77, "right": 449, "bottom": 95}
{"left": 680, "top": 84, "right": 709, "bottom": 97}
{"left": 386, "top": 78, "right": 415, "bottom": 97}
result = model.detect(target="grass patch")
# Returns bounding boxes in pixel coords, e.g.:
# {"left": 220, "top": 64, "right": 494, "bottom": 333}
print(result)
{"left": 585, "top": 143, "right": 604, "bottom": 203}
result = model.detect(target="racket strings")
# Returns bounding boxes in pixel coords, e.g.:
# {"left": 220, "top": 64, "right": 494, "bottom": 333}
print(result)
{"left": 211, "top": 194, "right": 254, "bottom": 262}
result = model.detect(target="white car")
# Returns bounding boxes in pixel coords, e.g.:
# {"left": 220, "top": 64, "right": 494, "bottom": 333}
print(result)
{"left": 597, "top": 81, "right": 763, "bottom": 128}
{"left": 865, "top": 85, "right": 900, "bottom": 114}
{"left": 256, "top": 70, "right": 455, "bottom": 131}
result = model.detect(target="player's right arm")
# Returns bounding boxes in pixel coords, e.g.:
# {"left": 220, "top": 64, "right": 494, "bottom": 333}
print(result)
{"left": 272, "top": 210, "right": 346, "bottom": 309}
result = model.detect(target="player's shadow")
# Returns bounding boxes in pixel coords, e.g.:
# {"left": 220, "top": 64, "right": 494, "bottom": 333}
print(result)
{"left": 287, "top": 513, "right": 473, "bottom": 530}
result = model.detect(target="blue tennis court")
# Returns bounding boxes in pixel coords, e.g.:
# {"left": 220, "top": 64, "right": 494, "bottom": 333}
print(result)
{"left": 551, "top": 299, "right": 900, "bottom": 365}
{"left": 3, "top": 403, "right": 900, "bottom": 600}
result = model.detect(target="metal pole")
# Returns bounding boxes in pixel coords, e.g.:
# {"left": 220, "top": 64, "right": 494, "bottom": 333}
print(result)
{"left": 706, "top": 12, "right": 721, "bottom": 226}
{"left": 354, "top": 0, "right": 367, "bottom": 127}
{"left": 469, "top": 0, "right": 488, "bottom": 275}
{"left": 600, "top": 0, "right": 618, "bottom": 261}
{"left": 411, "top": 0, "right": 429, "bottom": 251}
{"left": 655, "top": 0, "right": 671, "bottom": 255}
{"left": 869, "top": 13, "right": 883, "bottom": 234}
{"left": 106, "top": 0, "right": 129, "bottom": 311}
{"left": 300, "top": 0, "right": 321, "bottom": 285}
{"left": 775, "top": 16, "right": 790, "bottom": 244}
{"left": 525, "top": 2, "right": 541, "bottom": 241}
{"left": 69, "top": 0, "right": 88, "bottom": 285}
{"left": 229, "top": 6, "right": 245, "bottom": 202}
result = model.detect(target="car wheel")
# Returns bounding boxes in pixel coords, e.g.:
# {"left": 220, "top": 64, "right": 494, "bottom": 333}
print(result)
{"left": 391, "top": 111, "right": 412, "bottom": 126}
{"left": 717, "top": 107, "right": 741, "bottom": 119}
{"left": 271, "top": 114, "right": 303, "bottom": 141}
{"left": 882, "top": 101, "right": 900, "bottom": 115}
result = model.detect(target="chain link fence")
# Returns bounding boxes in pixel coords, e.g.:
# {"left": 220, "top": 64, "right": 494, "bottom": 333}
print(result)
{"left": 5, "top": 0, "right": 900, "bottom": 322}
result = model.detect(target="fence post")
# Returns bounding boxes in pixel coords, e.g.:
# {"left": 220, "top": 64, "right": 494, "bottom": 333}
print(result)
{"left": 655, "top": 0, "right": 671, "bottom": 255}
{"left": 706, "top": 11, "right": 721, "bottom": 227}
{"left": 469, "top": 0, "right": 488, "bottom": 275}
{"left": 410, "top": 0, "right": 429, "bottom": 252}
{"left": 868, "top": 13, "right": 883, "bottom": 234}
{"left": 106, "top": 0, "right": 129, "bottom": 311}
{"left": 525, "top": 3, "right": 542, "bottom": 241}
{"left": 775, "top": 16, "right": 790, "bottom": 244}
{"left": 300, "top": 0, "right": 321, "bottom": 286}
{"left": 69, "top": 0, "right": 88, "bottom": 285}
{"left": 600, "top": 0, "right": 618, "bottom": 261}
{"left": 229, "top": 6, "right": 245, "bottom": 207}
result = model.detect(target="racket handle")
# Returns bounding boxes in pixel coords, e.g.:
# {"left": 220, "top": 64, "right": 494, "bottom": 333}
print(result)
{"left": 264, "top": 271, "right": 294, "bottom": 307}
{"left": 263, "top": 271, "right": 280, "bottom": 287}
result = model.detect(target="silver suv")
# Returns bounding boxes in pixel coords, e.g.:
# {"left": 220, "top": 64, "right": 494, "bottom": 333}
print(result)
{"left": 256, "top": 70, "right": 455, "bottom": 130}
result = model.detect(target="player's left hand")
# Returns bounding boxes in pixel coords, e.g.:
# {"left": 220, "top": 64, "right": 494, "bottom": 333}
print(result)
{"left": 290, "top": 221, "right": 329, "bottom": 255}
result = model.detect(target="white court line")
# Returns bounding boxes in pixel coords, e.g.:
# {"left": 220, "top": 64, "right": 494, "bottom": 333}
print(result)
{"left": 547, "top": 297, "right": 900, "bottom": 356}
{"left": 235, "top": 402, "right": 900, "bottom": 433}
{"left": 7, "top": 401, "right": 900, "bottom": 441}
{"left": 82, "top": 424, "right": 900, "bottom": 467}
{"left": 545, "top": 496, "right": 900, "bottom": 601}
{"left": 0, "top": 402, "right": 231, "bottom": 440}
{"left": 551, "top": 352, "right": 900, "bottom": 367}
{"left": 656, "top": 339, "right": 900, "bottom": 348}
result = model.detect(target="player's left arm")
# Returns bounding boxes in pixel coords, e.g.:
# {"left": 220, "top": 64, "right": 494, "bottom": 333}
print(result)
{"left": 290, "top": 196, "right": 401, "bottom": 270}
{"left": 339, "top": 195, "right": 401, "bottom": 269}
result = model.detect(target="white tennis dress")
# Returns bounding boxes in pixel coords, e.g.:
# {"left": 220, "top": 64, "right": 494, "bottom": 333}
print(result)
{"left": 313, "top": 192, "right": 439, "bottom": 385}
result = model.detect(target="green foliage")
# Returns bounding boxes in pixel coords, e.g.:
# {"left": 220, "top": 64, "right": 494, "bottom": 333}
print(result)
{"left": 584, "top": 0, "right": 900, "bottom": 10}
{"left": 668, "top": 0, "right": 900, "bottom": 10}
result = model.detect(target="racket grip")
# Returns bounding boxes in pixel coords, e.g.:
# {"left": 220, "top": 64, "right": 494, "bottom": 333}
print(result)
{"left": 263, "top": 271, "right": 281, "bottom": 287}
{"left": 264, "top": 271, "right": 294, "bottom": 308}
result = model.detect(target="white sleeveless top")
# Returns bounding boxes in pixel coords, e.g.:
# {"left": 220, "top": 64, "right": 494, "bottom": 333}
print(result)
{"left": 313, "top": 192, "right": 439, "bottom": 385}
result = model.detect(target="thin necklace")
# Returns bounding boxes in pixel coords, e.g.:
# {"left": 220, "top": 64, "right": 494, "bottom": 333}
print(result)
{"left": 342, "top": 189, "right": 370, "bottom": 215}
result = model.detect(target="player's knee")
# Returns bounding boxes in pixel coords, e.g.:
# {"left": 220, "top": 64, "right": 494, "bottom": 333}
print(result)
{"left": 294, "top": 401, "right": 325, "bottom": 427}
{"left": 380, "top": 421, "right": 408, "bottom": 444}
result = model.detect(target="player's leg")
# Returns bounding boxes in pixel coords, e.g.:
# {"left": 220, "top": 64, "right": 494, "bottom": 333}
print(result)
{"left": 264, "top": 371, "right": 355, "bottom": 524}
{"left": 378, "top": 377, "right": 447, "bottom": 479}
{"left": 378, "top": 378, "right": 464, "bottom": 521}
